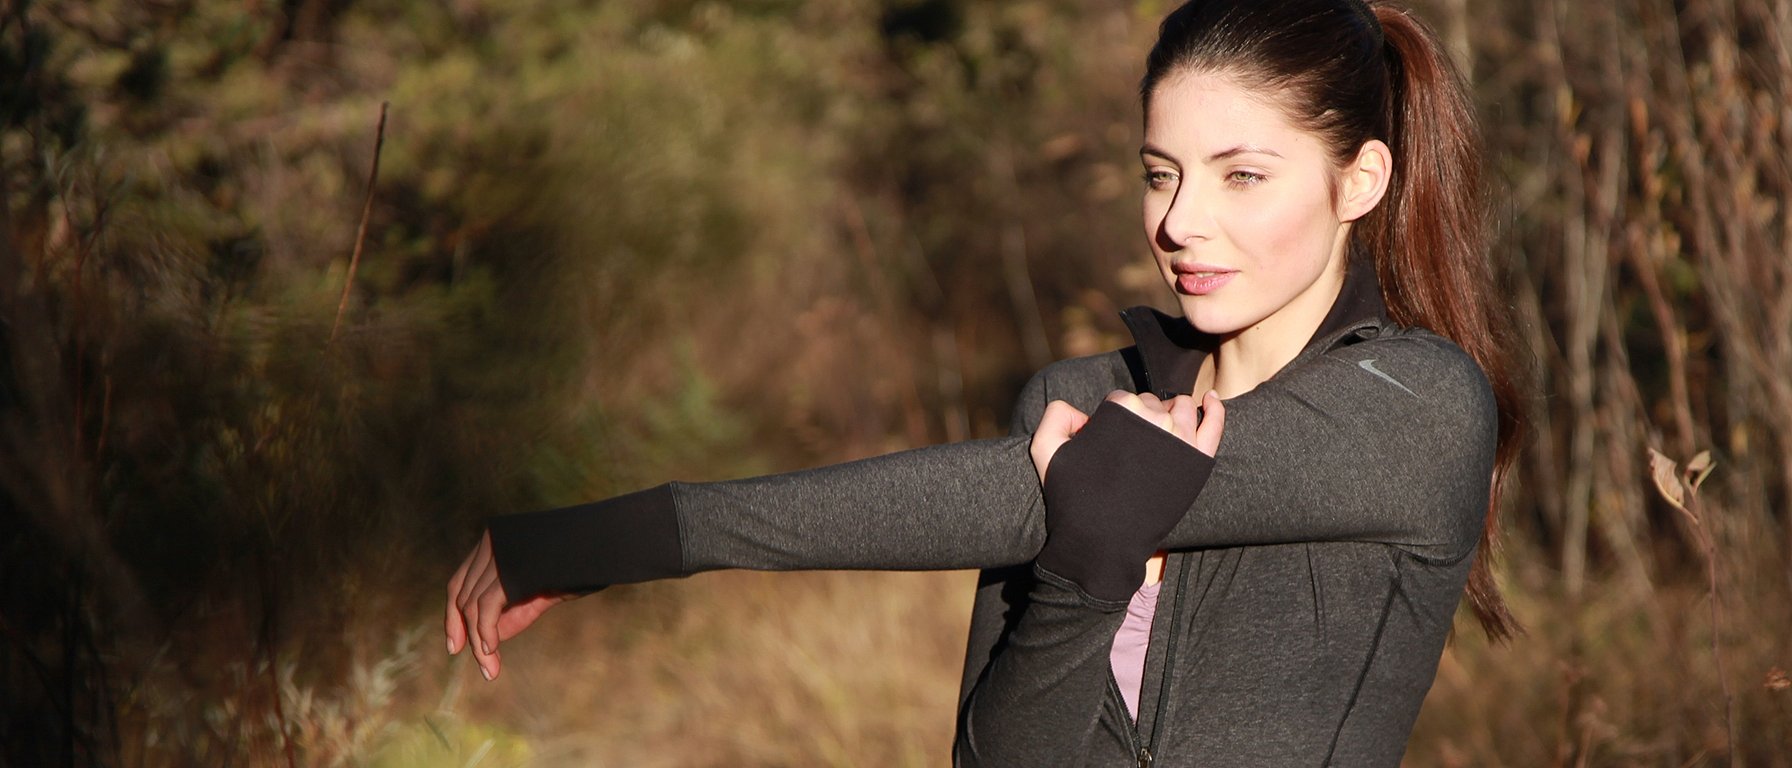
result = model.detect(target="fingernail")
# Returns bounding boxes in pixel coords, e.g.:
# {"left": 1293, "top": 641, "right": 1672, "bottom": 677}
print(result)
{"left": 447, "top": 637, "right": 454, "bottom": 655}
{"left": 481, "top": 640, "right": 491, "bottom": 655}
{"left": 481, "top": 665, "right": 494, "bottom": 681}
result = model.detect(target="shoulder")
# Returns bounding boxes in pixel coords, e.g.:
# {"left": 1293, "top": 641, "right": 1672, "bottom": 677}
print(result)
{"left": 1290, "top": 324, "right": 1495, "bottom": 435}
{"left": 1356, "top": 325, "right": 1489, "bottom": 390}
{"left": 1207, "top": 324, "right": 1497, "bottom": 559}
{"left": 1302, "top": 325, "right": 1496, "bottom": 556}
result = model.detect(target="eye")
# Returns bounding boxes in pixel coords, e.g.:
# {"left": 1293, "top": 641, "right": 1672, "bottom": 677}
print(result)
{"left": 1140, "top": 169, "right": 1178, "bottom": 191}
{"left": 1226, "top": 170, "right": 1267, "bottom": 187}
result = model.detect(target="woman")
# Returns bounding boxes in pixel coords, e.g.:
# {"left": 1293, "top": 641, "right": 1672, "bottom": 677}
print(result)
{"left": 446, "top": 0, "right": 1527, "bottom": 763}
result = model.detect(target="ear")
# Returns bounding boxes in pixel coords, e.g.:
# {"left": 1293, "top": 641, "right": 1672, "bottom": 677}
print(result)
{"left": 1336, "top": 139, "right": 1391, "bottom": 223}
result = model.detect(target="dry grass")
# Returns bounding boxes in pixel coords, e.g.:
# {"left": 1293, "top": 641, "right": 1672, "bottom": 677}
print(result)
{"left": 356, "top": 570, "right": 975, "bottom": 768}
{"left": 1411, "top": 542, "right": 1792, "bottom": 766}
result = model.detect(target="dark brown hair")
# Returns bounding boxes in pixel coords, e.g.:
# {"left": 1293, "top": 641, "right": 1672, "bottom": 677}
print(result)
{"left": 1142, "top": 0, "right": 1527, "bottom": 640}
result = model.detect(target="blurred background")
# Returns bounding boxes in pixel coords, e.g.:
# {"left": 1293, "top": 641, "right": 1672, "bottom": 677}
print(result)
{"left": 2, "top": 0, "right": 1788, "bottom": 764}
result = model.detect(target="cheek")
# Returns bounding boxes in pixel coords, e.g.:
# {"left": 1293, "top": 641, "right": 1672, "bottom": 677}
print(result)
{"left": 1226, "top": 184, "right": 1336, "bottom": 273}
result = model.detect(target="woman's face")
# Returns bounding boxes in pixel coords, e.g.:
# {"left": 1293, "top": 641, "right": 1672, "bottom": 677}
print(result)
{"left": 1140, "top": 71, "right": 1375, "bottom": 343}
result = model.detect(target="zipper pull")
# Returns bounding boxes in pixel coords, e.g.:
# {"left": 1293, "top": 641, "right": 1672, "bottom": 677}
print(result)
{"left": 1138, "top": 747, "right": 1153, "bottom": 768}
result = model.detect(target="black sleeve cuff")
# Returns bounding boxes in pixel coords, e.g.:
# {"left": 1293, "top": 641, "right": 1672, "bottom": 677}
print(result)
{"left": 1035, "top": 401, "right": 1215, "bottom": 603}
{"left": 486, "top": 483, "right": 684, "bottom": 600}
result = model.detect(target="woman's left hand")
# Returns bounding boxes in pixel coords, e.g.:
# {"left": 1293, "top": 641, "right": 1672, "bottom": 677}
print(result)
{"left": 446, "top": 531, "right": 572, "bottom": 681}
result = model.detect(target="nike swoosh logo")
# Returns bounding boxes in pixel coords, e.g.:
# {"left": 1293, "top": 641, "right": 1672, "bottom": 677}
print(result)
{"left": 1358, "top": 358, "right": 1416, "bottom": 396}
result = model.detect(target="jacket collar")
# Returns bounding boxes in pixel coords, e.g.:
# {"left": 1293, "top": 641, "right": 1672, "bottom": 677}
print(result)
{"left": 1117, "top": 255, "right": 1391, "bottom": 398}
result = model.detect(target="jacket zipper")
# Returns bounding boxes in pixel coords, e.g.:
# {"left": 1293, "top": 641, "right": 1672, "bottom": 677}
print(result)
{"left": 1141, "top": 554, "right": 1189, "bottom": 766}
{"left": 1108, "top": 670, "right": 1151, "bottom": 768}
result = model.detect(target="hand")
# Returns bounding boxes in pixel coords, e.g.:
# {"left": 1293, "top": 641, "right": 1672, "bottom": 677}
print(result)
{"left": 1028, "top": 391, "right": 1225, "bottom": 602}
{"left": 1030, "top": 390, "right": 1224, "bottom": 483}
{"left": 446, "top": 530, "right": 570, "bottom": 681}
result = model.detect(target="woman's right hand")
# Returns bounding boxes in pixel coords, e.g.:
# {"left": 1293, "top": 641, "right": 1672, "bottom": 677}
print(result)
{"left": 1030, "top": 390, "right": 1224, "bottom": 484}
{"left": 446, "top": 530, "right": 571, "bottom": 681}
{"left": 1026, "top": 390, "right": 1225, "bottom": 603}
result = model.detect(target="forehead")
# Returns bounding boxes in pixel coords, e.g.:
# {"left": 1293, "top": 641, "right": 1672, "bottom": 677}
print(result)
{"left": 1143, "top": 71, "right": 1320, "bottom": 160}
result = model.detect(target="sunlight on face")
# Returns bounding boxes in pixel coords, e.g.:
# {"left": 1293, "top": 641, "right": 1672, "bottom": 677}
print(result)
{"left": 1141, "top": 71, "right": 1357, "bottom": 345}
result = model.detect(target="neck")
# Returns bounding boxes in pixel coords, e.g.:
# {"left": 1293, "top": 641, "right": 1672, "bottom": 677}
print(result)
{"left": 1199, "top": 257, "right": 1349, "bottom": 399}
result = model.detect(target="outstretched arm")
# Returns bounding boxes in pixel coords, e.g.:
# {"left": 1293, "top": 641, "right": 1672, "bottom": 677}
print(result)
{"left": 471, "top": 351, "right": 1095, "bottom": 603}
{"left": 446, "top": 355, "right": 1075, "bottom": 679}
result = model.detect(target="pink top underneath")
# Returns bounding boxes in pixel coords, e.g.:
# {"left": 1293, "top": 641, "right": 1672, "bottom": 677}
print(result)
{"left": 1109, "top": 580, "right": 1161, "bottom": 721}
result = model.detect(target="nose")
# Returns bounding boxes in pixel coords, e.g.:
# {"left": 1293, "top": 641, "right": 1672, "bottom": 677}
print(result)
{"left": 1154, "top": 185, "right": 1206, "bottom": 251}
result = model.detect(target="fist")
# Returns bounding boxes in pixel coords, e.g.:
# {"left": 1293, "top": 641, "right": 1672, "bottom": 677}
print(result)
{"left": 1029, "top": 390, "right": 1224, "bottom": 484}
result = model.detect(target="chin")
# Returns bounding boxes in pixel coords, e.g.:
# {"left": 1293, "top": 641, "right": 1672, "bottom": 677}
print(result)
{"left": 1176, "top": 303, "right": 1252, "bottom": 337}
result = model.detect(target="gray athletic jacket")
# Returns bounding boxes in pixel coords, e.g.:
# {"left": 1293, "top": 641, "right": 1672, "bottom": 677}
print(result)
{"left": 486, "top": 261, "right": 1497, "bottom": 766}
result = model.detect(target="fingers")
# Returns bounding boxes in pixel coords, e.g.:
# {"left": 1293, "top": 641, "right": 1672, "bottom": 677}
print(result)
{"left": 1167, "top": 394, "right": 1200, "bottom": 448}
{"left": 1103, "top": 389, "right": 1144, "bottom": 413}
{"left": 1035, "top": 390, "right": 1221, "bottom": 482}
{"left": 472, "top": 567, "right": 507, "bottom": 679}
{"left": 453, "top": 534, "right": 493, "bottom": 645}
{"left": 1192, "top": 390, "right": 1225, "bottom": 457}
{"left": 445, "top": 547, "right": 474, "bottom": 655}
{"left": 447, "top": 531, "right": 492, "bottom": 656}
{"left": 1105, "top": 389, "right": 1174, "bottom": 432}
{"left": 447, "top": 531, "right": 514, "bottom": 681}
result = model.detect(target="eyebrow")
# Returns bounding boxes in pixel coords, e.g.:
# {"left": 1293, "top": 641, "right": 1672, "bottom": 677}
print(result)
{"left": 1139, "top": 142, "right": 1283, "bottom": 164}
{"left": 1139, "top": 143, "right": 1178, "bottom": 164}
{"left": 1206, "top": 144, "right": 1283, "bottom": 161}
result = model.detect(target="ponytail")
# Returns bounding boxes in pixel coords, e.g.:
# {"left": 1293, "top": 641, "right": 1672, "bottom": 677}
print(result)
{"left": 1363, "top": 3, "right": 1526, "bottom": 641}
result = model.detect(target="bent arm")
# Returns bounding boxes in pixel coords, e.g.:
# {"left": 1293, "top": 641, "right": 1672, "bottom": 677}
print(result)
{"left": 956, "top": 402, "right": 1213, "bottom": 767}
{"left": 951, "top": 334, "right": 1495, "bottom": 765}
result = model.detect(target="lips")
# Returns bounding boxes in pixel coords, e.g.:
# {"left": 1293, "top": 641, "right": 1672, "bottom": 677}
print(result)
{"left": 1171, "top": 263, "right": 1237, "bottom": 296}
